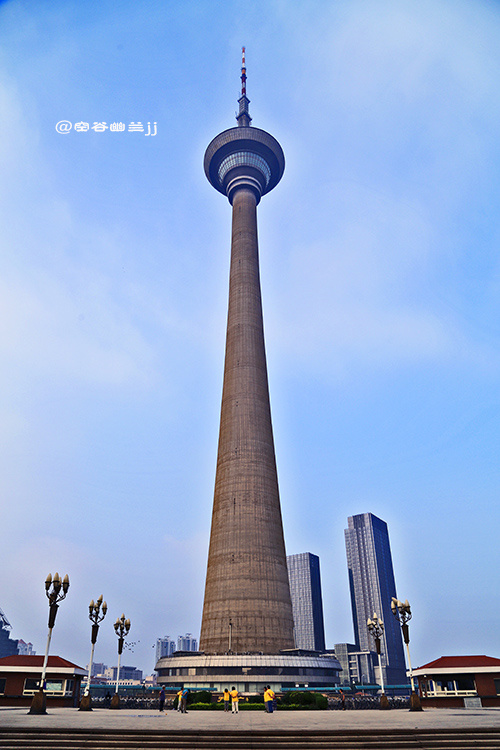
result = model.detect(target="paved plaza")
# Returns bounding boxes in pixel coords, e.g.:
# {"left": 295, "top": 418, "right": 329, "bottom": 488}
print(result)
{"left": 1, "top": 706, "right": 500, "bottom": 732}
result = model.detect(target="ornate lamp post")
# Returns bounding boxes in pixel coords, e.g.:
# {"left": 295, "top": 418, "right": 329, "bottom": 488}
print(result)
{"left": 110, "top": 614, "right": 130, "bottom": 709}
{"left": 79, "top": 595, "right": 107, "bottom": 711}
{"left": 391, "top": 597, "right": 423, "bottom": 711}
{"left": 29, "top": 573, "right": 70, "bottom": 715}
{"left": 367, "top": 613, "right": 390, "bottom": 710}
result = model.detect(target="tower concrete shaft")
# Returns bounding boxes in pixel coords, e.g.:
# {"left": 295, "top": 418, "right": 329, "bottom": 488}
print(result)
{"left": 200, "top": 186, "right": 294, "bottom": 653}
{"left": 200, "top": 54, "right": 294, "bottom": 653}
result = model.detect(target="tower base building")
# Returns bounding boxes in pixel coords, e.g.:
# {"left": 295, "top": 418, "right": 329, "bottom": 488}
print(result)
{"left": 156, "top": 651, "right": 341, "bottom": 694}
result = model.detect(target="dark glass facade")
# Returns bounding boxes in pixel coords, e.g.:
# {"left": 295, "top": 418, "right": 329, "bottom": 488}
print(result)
{"left": 345, "top": 513, "right": 407, "bottom": 686}
{"left": 287, "top": 553, "right": 326, "bottom": 652}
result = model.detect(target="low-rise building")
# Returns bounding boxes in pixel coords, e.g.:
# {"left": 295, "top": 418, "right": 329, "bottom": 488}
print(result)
{"left": 413, "top": 655, "right": 500, "bottom": 708}
{"left": 0, "top": 655, "right": 86, "bottom": 707}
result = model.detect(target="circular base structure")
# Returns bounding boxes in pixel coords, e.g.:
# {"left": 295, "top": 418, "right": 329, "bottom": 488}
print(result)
{"left": 156, "top": 652, "right": 341, "bottom": 694}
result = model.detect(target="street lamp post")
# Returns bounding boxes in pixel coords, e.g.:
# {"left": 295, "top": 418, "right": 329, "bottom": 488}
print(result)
{"left": 110, "top": 614, "right": 131, "bottom": 709}
{"left": 391, "top": 597, "right": 423, "bottom": 711}
{"left": 29, "top": 573, "right": 70, "bottom": 715}
{"left": 367, "top": 613, "right": 390, "bottom": 710}
{"left": 79, "top": 595, "right": 107, "bottom": 711}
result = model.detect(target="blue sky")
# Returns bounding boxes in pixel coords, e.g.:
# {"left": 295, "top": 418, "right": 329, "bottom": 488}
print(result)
{"left": 1, "top": 0, "right": 500, "bottom": 676}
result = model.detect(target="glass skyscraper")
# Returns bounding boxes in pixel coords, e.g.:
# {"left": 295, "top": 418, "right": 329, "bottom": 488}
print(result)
{"left": 345, "top": 513, "right": 407, "bottom": 686}
{"left": 287, "top": 552, "right": 326, "bottom": 652}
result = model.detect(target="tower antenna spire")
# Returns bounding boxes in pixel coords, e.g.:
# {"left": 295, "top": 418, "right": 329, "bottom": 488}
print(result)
{"left": 241, "top": 46, "right": 247, "bottom": 97}
{"left": 236, "top": 46, "right": 251, "bottom": 127}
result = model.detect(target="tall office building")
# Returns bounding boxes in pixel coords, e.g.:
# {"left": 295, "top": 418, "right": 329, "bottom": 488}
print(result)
{"left": 287, "top": 553, "right": 326, "bottom": 652}
{"left": 156, "top": 52, "right": 340, "bottom": 691}
{"left": 345, "top": 513, "right": 407, "bottom": 686}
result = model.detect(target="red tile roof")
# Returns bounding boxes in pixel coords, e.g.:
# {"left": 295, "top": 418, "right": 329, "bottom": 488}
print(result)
{"left": 418, "top": 655, "right": 500, "bottom": 670}
{"left": 0, "top": 655, "right": 83, "bottom": 669}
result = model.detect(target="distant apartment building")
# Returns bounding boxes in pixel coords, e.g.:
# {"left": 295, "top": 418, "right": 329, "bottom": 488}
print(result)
{"left": 156, "top": 636, "right": 176, "bottom": 662}
{"left": 16, "top": 640, "right": 35, "bottom": 656}
{"left": 287, "top": 552, "right": 326, "bottom": 651}
{"left": 87, "top": 662, "right": 107, "bottom": 678}
{"left": 345, "top": 513, "right": 407, "bottom": 686}
{"left": 177, "top": 633, "right": 198, "bottom": 652}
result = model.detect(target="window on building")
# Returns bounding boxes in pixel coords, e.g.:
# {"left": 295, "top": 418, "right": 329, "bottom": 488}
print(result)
{"left": 23, "top": 678, "right": 70, "bottom": 695}
{"left": 0, "top": 678, "right": 6, "bottom": 694}
{"left": 23, "top": 678, "right": 41, "bottom": 693}
{"left": 494, "top": 679, "right": 500, "bottom": 696}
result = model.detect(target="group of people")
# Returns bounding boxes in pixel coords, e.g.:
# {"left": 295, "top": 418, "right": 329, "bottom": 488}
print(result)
{"left": 222, "top": 686, "right": 240, "bottom": 713}
{"left": 158, "top": 686, "right": 190, "bottom": 713}
{"left": 159, "top": 684, "right": 277, "bottom": 713}
{"left": 176, "top": 687, "right": 190, "bottom": 713}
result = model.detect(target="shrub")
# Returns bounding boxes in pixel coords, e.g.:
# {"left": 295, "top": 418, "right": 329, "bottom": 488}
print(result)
{"left": 192, "top": 690, "right": 213, "bottom": 704}
{"left": 279, "top": 691, "right": 328, "bottom": 710}
{"left": 314, "top": 694, "right": 328, "bottom": 710}
{"left": 280, "top": 691, "right": 315, "bottom": 706}
{"left": 245, "top": 694, "right": 264, "bottom": 703}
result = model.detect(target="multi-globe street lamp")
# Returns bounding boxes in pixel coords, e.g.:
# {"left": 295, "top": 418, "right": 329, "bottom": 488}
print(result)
{"left": 79, "top": 595, "right": 107, "bottom": 711}
{"left": 391, "top": 597, "right": 423, "bottom": 711}
{"left": 110, "top": 613, "right": 131, "bottom": 709}
{"left": 367, "top": 612, "right": 390, "bottom": 710}
{"left": 29, "top": 573, "right": 70, "bottom": 715}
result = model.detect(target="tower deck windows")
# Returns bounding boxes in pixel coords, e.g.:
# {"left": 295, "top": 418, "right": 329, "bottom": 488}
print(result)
{"left": 218, "top": 151, "right": 271, "bottom": 187}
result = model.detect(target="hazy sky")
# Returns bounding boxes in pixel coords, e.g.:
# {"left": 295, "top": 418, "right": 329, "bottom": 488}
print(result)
{"left": 1, "top": 0, "right": 500, "bottom": 676}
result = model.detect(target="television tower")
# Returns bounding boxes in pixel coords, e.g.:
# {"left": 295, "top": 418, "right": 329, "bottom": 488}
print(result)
{"left": 200, "top": 49, "right": 295, "bottom": 654}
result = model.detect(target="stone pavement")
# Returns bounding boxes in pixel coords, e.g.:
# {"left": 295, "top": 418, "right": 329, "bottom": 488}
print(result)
{"left": 1, "top": 706, "right": 500, "bottom": 732}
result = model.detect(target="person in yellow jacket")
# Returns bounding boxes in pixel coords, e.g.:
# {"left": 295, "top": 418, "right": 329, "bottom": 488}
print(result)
{"left": 264, "top": 685, "right": 274, "bottom": 713}
{"left": 223, "top": 688, "right": 230, "bottom": 712}
{"left": 176, "top": 689, "right": 182, "bottom": 711}
{"left": 230, "top": 686, "right": 239, "bottom": 714}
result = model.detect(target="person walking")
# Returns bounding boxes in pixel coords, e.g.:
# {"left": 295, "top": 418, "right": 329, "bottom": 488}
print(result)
{"left": 158, "top": 686, "right": 165, "bottom": 712}
{"left": 230, "top": 686, "right": 239, "bottom": 714}
{"left": 176, "top": 688, "right": 182, "bottom": 711}
{"left": 339, "top": 688, "right": 346, "bottom": 710}
{"left": 180, "top": 687, "right": 189, "bottom": 713}
{"left": 223, "top": 688, "right": 230, "bottom": 712}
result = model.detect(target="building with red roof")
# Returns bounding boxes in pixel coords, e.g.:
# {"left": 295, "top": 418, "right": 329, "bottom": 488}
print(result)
{"left": 412, "top": 655, "right": 500, "bottom": 708}
{"left": 0, "top": 654, "right": 86, "bottom": 707}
